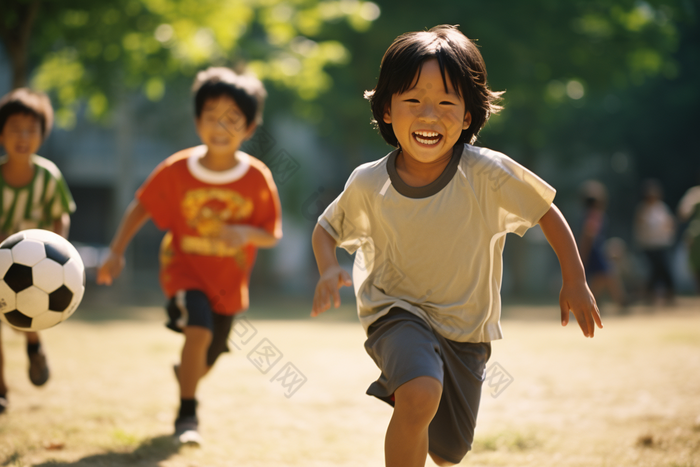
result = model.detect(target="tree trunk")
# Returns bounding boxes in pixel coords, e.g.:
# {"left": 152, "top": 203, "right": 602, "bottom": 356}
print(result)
{"left": 0, "top": 0, "right": 40, "bottom": 89}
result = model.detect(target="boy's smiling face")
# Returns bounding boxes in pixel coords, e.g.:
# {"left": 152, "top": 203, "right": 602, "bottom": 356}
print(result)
{"left": 383, "top": 58, "right": 471, "bottom": 165}
{"left": 0, "top": 113, "right": 43, "bottom": 162}
{"left": 195, "top": 95, "right": 256, "bottom": 157}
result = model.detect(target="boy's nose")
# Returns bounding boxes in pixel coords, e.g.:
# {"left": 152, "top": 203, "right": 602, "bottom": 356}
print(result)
{"left": 14, "top": 129, "right": 33, "bottom": 139}
{"left": 418, "top": 103, "right": 439, "bottom": 121}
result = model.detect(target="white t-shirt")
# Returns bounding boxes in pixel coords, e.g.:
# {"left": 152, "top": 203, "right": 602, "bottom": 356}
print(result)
{"left": 635, "top": 200, "right": 675, "bottom": 248}
{"left": 319, "top": 143, "right": 556, "bottom": 342}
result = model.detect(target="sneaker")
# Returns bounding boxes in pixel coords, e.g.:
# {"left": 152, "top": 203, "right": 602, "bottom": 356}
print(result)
{"left": 174, "top": 416, "right": 202, "bottom": 446}
{"left": 0, "top": 395, "right": 7, "bottom": 415}
{"left": 28, "top": 348, "right": 50, "bottom": 386}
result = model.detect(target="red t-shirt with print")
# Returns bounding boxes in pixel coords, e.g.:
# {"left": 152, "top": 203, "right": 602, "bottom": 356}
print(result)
{"left": 137, "top": 146, "right": 281, "bottom": 315}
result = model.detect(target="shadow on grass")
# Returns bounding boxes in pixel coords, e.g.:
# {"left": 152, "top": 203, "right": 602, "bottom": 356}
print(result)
{"left": 31, "top": 435, "right": 180, "bottom": 467}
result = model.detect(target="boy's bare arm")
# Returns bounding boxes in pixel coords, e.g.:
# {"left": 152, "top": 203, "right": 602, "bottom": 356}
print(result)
{"left": 52, "top": 212, "right": 71, "bottom": 239}
{"left": 96, "top": 199, "right": 151, "bottom": 285}
{"left": 221, "top": 225, "right": 281, "bottom": 249}
{"left": 538, "top": 204, "right": 603, "bottom": 337}
{"left": 311, "top": 224, "right": 352, "bottom": 317}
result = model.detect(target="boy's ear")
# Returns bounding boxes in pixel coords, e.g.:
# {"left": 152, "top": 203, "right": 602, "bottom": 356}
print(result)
{"left": 382, "top": 106, "right": 392, "bottom": 124}
{"left": 463, "top": 111, "right": 472, "bottom": 130}
{"left": 244, "top": 122, "right": 258, "bottom": 141}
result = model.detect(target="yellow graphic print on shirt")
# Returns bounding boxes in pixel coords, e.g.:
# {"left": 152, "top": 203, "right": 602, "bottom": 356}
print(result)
{"left": 176, "top": 188, "right": 254, "bottom": 262}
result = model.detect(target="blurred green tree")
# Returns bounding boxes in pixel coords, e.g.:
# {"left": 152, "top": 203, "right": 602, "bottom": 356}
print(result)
{"left": 0, "top": 0, "right": 380, "bottom": 127}
{"left": 311, "top": 0, "right": 693, "bottom": 163}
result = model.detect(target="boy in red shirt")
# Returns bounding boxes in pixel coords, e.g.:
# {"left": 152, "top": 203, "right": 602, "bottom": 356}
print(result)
{"left": 98, "top": 67, "right": 282, "bottom": 444}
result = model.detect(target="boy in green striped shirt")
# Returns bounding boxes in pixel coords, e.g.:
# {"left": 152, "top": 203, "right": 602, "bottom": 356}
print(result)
{"left": 0, "top": 88, "right": 76, "bottom": 414}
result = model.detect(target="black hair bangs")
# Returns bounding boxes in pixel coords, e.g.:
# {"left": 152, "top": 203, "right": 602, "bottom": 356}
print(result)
{"left": 365, "top": 25, "right": 503, "bottom": 147}
{"left": 0, "top": 89, "right": 54, "bottom": 140}
{"left": 192, "top": 67, "right": 267, "bottom": 127}
{"left": 391, "top": 44, "right": 466, "bottom": 99}
{"left": 194, "top": 81, "right": 258, "bottom": 127}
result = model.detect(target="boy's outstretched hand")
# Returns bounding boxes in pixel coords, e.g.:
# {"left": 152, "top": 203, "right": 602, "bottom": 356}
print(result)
{"left": 96, "top": 251, "right": 125, "bottom": 286}
{"left": 311, "top": 265, "right": 352, "bottom": 317}
{"left": 559, "top": 280, "right": 603, "bottom": 338}
{"left": 538, "top": 204, "right": 604, "bottom": 338}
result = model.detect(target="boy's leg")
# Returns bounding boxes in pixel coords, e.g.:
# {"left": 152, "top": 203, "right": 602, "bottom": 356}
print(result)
{"left": 385, "top": 376, "right": 442, "bottom": 467}
{"left": 428, "top": 452, "right": 455, "bottom": 467}
{"left": 26, "top": 331, "right": 49, "bottom": 386}
{"left": 178, "top": 326, "right": 213, "bottom": 399}
{"left": 174, "top": 325, "right": 211, "bottom": 445}
{"left": 167, "top": 290, "right": 229, "bottom": 445}
{"left": 366, "top": 309, "right": 490, "bottom": 466}
{"left": 0, "top": 325, "right": 7, "bottom": 413}
{"left": 173, "top": 312, "right": 234, "bottom": 388}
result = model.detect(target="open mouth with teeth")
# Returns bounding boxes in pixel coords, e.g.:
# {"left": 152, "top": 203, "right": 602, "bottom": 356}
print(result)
{"left": 413, "top": 131, "right": 442, "bottom": 145}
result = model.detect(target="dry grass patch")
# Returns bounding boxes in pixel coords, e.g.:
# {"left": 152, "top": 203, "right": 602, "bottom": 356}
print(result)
{"left": 1, "top": 298, "right": 699, "bottom": 466}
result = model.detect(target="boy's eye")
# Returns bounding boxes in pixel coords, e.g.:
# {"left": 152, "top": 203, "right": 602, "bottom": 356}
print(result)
{"left": 9, "top": 126, "right": 39, "bottom": 135}
{"left": 440, "top": 101, "right": 456, "bottom": 106}
{"left": 404, "top": 99, "right": 420, "bottom": 103}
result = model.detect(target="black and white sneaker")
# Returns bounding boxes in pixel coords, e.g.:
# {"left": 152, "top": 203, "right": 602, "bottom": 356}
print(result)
{"left": 174, "top": 416, "right": 202, "bottom": 446}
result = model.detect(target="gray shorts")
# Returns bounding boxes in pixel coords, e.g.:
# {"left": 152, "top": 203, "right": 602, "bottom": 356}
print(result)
{"left": 364, "top": 308, "right": 491, "bottom": 464}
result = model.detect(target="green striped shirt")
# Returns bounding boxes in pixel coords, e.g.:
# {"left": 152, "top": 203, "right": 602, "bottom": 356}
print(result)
{"left": 0, "top": 155, "right": 76, "bottom": 235}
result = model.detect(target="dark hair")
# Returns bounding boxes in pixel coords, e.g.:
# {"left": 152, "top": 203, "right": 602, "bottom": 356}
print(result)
{"left": 641, "top": 178, "right": 663, "bottom": 200}
{"left": 0, "top": 88, "right": 54, "bottom": 140}
{"left": 192, "top": 67, "right": 266, "bottom": 127}
{"left": 365, "top": 25, "right": 503, "bottom": 146}
{"left": 580, "top": 180, "right": 607, "bottom": 209}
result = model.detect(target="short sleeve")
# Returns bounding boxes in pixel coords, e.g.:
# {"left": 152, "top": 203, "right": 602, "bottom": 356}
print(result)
{"left": 468, "top": 150, "right": 555, "bottom": 237}
{"left": 678, "top": 186, "right": 700, "bottom": 221}
{"left": 318, "top": 169, "right": 370, "bottom": 254}
{"left": 49, "top": 171, "right": 76, "bottom": 219}
{"left": 136, "top": 161, "right": 175, "bottom": 230}
{"left": 33, "top": 157, "right": 75, "bottom": 223}
{"left": 248, "top": 166, "right": 282, "bottom": 238}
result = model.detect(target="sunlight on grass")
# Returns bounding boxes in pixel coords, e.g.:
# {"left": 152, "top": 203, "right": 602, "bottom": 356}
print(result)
{"left": 110, "top": 429, "right": 140, "bottom": 448}
{"left": 472, "top": 428, "right": 541, "bottom": 452}
{"left": 1, "top": 299, "right": 699, "bottom": 466}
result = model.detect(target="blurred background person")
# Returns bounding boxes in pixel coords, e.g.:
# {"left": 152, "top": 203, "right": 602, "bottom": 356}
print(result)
{"left": 634, "top": 179, "right": 677, "bottom": 305}
{"left": 577, "top": 180, "right": 627, "bottom": 312}
{"left": 677, "top": 183, "right": 700, "bottom": 293}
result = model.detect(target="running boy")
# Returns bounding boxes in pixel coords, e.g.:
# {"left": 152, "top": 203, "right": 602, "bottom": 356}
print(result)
{"left": 311, "top": 25, "right": 602, "bottom": 466}
{"left": 0, "top": 88, "right": 76, "bottom": 414}
{"left": 97, "top": 67, "right": 282, "bottom": 444}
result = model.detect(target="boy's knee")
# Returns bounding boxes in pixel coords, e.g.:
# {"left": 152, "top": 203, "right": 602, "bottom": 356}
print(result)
{"left": 183, "top": 326, "right": 213, "bottom": 348}
{"left": 429, "top": 452, "right": 456, "bottom": 466}
{"left": 394, "top": 376, "right": 442, "bottom": 421}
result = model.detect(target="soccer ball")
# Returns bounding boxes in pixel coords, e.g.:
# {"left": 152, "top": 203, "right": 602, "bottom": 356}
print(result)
{"left": 0, "top": 229, "right": 85, "bottom": 331}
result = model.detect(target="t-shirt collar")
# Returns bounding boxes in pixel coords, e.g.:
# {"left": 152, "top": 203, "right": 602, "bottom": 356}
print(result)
{"left": 386, "top": 144, "right": 463, "bottom": 199}
{"left": 187, "top": 145, "right": 250, "bottom": 184}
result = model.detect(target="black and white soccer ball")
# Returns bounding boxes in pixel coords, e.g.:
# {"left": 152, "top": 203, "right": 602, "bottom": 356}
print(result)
{"left": 0, "top": 229, "right": 85, "bottom": 331}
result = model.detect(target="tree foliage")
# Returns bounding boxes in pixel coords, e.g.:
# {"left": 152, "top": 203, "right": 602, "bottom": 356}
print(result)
{"left": 0, "top": 0, "right": 380, "bottom": 127}
{"left": 312, "top": 0, "right": 694, "bottom": 155}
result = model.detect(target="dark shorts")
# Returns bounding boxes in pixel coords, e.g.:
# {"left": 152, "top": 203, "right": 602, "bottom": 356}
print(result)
{"left": 585, "top": 246, "right": 610, "bottom": 276}
{"left": 364, "top": 308, "right": 491, "bottom": 464}
{"left": 166, "top": 290, "right": 235, "bottom": 367}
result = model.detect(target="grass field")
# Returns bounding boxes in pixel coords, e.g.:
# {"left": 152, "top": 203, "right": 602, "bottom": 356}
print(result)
{"left": 1, "top": 297, "right": 699, "bottom": 466}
